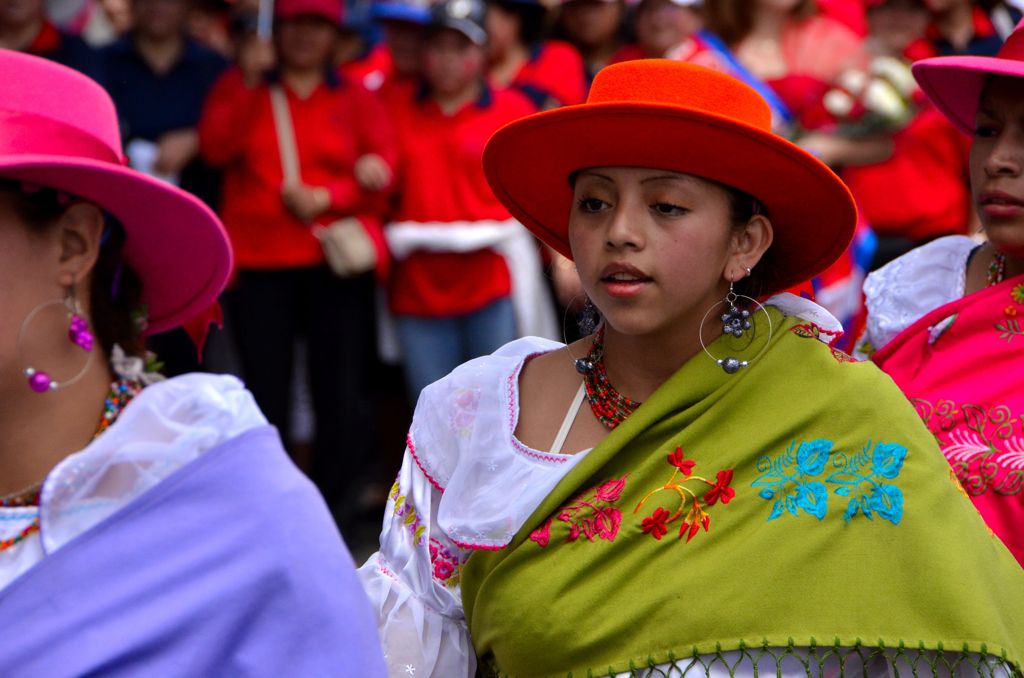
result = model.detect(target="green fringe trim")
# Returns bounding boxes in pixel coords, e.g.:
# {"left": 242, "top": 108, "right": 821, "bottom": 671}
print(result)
{"left": 482, "top": 639, "right": 1023, "bottom": 678}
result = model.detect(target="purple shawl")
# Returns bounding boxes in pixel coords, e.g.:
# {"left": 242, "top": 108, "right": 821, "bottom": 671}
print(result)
{"left": 0, "top": 426, "right": 386, "bottom": 677}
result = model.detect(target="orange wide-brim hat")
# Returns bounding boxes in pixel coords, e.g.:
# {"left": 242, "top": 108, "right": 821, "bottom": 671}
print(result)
{"left": 483, "top": 60, "right": 857, "bottom": 296}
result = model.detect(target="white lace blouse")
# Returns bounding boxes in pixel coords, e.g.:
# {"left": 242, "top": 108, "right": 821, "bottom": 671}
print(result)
{"left": 0, "top": 373, "right": 268, "bottom": 593}
{"left": 858, "top": 235, "right": 978, "bottom": 358}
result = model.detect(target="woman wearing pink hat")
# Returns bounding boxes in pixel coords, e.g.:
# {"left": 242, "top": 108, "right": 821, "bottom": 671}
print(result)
{"left": 860, "top": 19, "right": 1024, "bottom": 567}
{"left": 0, "top": 49, "right": 386, "bottom": 674}
{"left": 359, "top": 58, "right": 1024, "bottom": 677}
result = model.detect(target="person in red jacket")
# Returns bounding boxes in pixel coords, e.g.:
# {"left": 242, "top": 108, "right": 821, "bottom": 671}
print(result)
{"left": 486, "top": 0, "right": 588, "bottom": 108}
{"left": 343, "top": 0, "right": 431, "bottom": 108}
{"left": 557, "top": 0, "right": 627, "bottom": 84}
{"left": 386, "top": 0, "right": 536, "bottom": 400}
{"left": 841, "top": 0, "right": 974, "bottom": 268}
{"left": 198, "top": 0, "right": 396, "bottom": 520}
{"left": 610, "top": 0, "right": 703, "bottom": 63}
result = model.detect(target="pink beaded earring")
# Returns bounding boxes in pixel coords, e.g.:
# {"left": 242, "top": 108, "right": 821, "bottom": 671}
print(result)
{"left": 19, "top": 286, "right": 95, "bottom": 393}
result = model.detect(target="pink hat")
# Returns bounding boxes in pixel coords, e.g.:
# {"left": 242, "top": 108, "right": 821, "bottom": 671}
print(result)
{"left": 0, "top": 49, "right": 232, "bottom": 336}
{"left": 275, "top": 0, "right": 344, "bottom": 24}
{"left": 912, "top": 19, "right": 1024, "bottom": 134}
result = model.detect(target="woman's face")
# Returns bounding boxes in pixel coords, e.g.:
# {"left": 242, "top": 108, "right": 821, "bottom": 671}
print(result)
{"left": 424, "top": 29, "right": 486, "bottom": 97}
{"left": 0, "top": 193, "right": 67, "bottom": 395}
{"left": 131, "top": 0, "right": 188, "bottom": 41}
{"left": 568, "top": 167, "right": 754, "bottom": 337}
{"left": 635, "top": 0, "right": 700, "bottom": 58}
{"left": 866, "top": 0, "right": 929, "bottom": 54}
{"left": 560, "top": 0, "right": 622, "bottom": 50}
{"left": 486, "top": 3, "right": 521, "bottom": 57}
{"left": 277, "top": 15, "right": 338, "bottom": 71}
{"left": 0, "top": 0, "right": 45, "bottom": 29}
{"left": 971, "top": 76, "right": 1024, "bottom": 258}
{"left": 383, "top": 20, "right": 425, "bottom": 77}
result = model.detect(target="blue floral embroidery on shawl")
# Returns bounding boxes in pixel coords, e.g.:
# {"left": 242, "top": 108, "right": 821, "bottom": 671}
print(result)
{"left": 752, "top": 440, "right": 906, "bottom": 525}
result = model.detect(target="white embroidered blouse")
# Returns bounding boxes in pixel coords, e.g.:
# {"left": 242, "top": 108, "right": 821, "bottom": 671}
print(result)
{"left": 858, "top": 235, "right": 978, "bottom": 358}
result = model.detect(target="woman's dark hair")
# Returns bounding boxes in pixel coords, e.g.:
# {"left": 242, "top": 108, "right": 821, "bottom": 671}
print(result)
{"left": 722, "top": 184, "right": 768, "bottom": 300}
{"left": 704, "top": 0, "right": 816, "bottom": 46}
{"left": 1, "top": 179, "right": 146, "bottom": 359}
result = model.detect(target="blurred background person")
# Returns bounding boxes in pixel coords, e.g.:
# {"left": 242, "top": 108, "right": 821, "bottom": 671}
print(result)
{"left": 842, "top": 0, "right": 974, "bottom": 268}
{"left": 384, "top": 0, "right": 542, "bottom": 401}
{"left": 1, "top": 0, "right": 103, "bottom": 77}
{"left": 704, "top": 0, "right": 878, "bottom": 160}
{"left": 611, "top": 0, "right": 702, "bottom": 61}
{"left": 556, "top": 0, "right": 625, "bottom": 83}
{"left": 90, "top": 0, "right": 133, "bottom": 43}
{"left": 920, "top": 0, "right": 1020, "bottom": 55}
{"left": 343, "top": 0, "right": 430, "bottom": 105}
{"left": 101, "top": 0, "right": 229, "bottom": 375}
{"left": 199, "top": 0, "right": 397, "bottom": 524}
{"left": 486, "top": 0, "right": 587, "bottom": 108}
{"left": 186, "top": 0, "right": 234, "bottom": 56}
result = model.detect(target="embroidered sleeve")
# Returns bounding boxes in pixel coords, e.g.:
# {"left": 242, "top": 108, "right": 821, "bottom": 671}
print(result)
{"left": 357, "top": 446, "right": 475, "bottom": 678}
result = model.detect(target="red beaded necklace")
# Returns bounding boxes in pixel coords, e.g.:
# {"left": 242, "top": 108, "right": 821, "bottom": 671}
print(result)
{"left": 581, "top": 327, "right": 641, "bottom": 430}
{"left": 0, "top": 378, "right": 142, "bottom": 553}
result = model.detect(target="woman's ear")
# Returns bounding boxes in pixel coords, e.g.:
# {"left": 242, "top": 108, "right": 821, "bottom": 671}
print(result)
{"left": 727, "top": 214, "right": 774, "bottom": 280}
{"left": 55, "top": 202, "right": 105, "bottom": 289}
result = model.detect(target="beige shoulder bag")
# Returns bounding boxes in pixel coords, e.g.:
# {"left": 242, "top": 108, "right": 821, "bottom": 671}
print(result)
{"left": 268, "top": 84, "right": 377, "bottom": 278}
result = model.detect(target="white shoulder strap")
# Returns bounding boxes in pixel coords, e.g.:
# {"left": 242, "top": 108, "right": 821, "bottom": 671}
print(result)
{"left": 549, "top": 381, "right": 586, "bottom": 455}
{"left": 268, "top": 84, "right": 301, "bottom": 184}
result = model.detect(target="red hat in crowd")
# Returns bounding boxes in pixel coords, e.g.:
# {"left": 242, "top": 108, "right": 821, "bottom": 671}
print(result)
{"left": 275, "top": 0, "right": 344, "bottom": 24}
{"left": 913, "top": 18, "right": 1024, "bottom": 134}
{"left": 0, "top": 49, "right": 232, "bottom": 335}
{"left": 483, "top": 60, "right": 857, "bottom": 297}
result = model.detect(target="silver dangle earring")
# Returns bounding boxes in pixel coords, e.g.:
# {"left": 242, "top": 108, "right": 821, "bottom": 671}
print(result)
{"left": 699, "top": 271, "right": 772, "bottom": 374}
{"left": 720, "top": 281, "right": 751, "bottom": 338}
{"left": 19, "top": 285, "right": 95, "bottom": 393}
{"left": 577, "top": 299, "right": 600, "bottom": 338}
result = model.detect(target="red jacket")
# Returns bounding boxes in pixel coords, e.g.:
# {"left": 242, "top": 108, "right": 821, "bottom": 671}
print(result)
{"left": 387, "top": 84, "right": 535, "bottom": 317}
{"left": 842, "top": 105, "right": 971, "bottom": 241}
{"left": 510, "top": 41, "right": 588, "bottom": 108}
{"left": 199, "top": 68, "right": 396, "bottom": 273}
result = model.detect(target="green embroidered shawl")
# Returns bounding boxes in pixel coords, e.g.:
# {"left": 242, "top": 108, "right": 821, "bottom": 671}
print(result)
{"left": 460, "top": 308, "right": 1024, "bottom": 678}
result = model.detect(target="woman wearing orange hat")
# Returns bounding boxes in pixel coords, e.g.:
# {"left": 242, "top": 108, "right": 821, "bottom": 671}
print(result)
{"left": 0, "top": 50, "right": 385, "bottom": 674}
{"left": 359, "top": 58, "right": 1024, "bottom": 676}
{"left": 860, "top": 20, "right": 1024, "bottom": 567}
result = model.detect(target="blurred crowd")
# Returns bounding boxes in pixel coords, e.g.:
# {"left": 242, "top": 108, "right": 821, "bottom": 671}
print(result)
{"left": 4, "top": 0, "right": 1020, "bottom": 533}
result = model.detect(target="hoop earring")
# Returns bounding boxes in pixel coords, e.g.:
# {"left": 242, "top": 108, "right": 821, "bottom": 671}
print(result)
{"left": 699, "top": 281, "right": 772, "bottom": 374}
{"left": 19, "top": 287, "right": 95, "bottom": 393}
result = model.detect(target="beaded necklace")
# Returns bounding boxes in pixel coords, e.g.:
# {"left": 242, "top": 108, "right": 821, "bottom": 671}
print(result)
{"left": 580, "top": 327, "right": 641, "bottom": 430}
{"left": 988, "top": 250, "right": 1007, "bottom": 287}
{"left": 0, "top": 378, "right": 143, "bottom": 553}
{"left": 0, "top": 482, "right": 42, "bottom": 507}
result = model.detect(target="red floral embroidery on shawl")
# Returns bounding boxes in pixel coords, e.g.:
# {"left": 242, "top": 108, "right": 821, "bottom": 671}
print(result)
{"left": 636, "top": 447, "right": 735, "bottom": 544}
{"left": 529, "top": 475, "right": 629, "bottom": 548}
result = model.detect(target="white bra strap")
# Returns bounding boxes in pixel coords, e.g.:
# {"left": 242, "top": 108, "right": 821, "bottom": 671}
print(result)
{"left": 550, "top": 381, "right": 586, "bottom": 455}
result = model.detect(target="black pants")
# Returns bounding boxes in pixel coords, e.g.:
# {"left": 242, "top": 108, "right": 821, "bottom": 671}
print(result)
{"left": 225, "top": 266, "right": 376, "bottom": 514}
